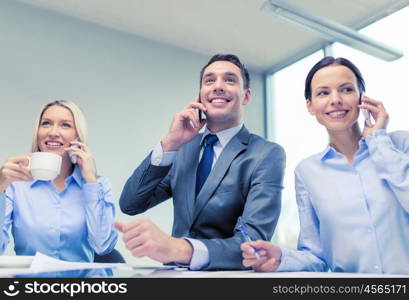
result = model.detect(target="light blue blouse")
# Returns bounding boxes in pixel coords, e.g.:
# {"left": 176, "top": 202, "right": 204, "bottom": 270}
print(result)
{"left": 0, "top": 165, "right": 118, "bottom": 263}
{"left": 278, "top": 130, "right": 409, "bottom": 274}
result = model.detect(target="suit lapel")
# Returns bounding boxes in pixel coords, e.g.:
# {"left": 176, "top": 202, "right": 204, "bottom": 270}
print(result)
{"left": 192, "top": 126, "right": 250, "bottom": 222}
{"left": 182, "top": 134, "right": 202, "bottom": 221}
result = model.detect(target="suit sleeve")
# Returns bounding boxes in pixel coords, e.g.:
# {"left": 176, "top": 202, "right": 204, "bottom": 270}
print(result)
{"left": 199, "top": 144, "right": 286, "bottom": 270}
{"left": 119, "top": 152, "right": 174, "bottom": 215}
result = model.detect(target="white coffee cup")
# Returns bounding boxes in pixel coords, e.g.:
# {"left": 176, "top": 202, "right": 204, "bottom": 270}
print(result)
{"left": 28, "top": 152, "right": 62, "bottom": 180}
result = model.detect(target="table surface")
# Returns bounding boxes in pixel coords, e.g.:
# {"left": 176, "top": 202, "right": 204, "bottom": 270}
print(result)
{"left": 0, "top": 256, "right": 408, "bottom": 278}
{"left": 1, "top": 266, "right": 408, "bottom": 278}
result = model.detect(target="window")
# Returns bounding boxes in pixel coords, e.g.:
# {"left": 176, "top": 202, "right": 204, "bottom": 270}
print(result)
{"left": 268, "top": 51, "right": 324, "bottom": 247}
{"left": 332, "top": 6, "right": 409, "bottom": 132}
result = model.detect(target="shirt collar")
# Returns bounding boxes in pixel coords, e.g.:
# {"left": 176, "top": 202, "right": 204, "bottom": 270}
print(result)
{"left": 320, "top": 136, "right": 368, "bottom": 161}
{"left": 30, "top": 164, "right": 84, "bottom": 188}
{"left": 320, "top": 145, "right": 336, "bottom": 161}
{"left": 201, "top": 123, "right": 243, "bottom": 148}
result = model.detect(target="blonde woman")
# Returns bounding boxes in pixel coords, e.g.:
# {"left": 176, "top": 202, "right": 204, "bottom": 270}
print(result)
{"left": 0, "top": 100, "right": 117, "bottom": 268}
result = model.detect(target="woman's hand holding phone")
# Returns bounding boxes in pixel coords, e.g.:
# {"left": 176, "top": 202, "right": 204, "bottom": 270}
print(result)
{"left": 359, "top": 95, "right": 389, "bottom": 138}
{"left": 359, "top": 93, "right": 373, "bottom": 128}
{"left": 66, "top": 140, "right": 97, "bottom": 183}
{"left": 69, "top": 140, "right": 80, "bottom": 164}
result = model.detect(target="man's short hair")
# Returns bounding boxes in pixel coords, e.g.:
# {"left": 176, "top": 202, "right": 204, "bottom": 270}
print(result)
{"left": 200, "top": 54, "right": 250, "bottom": 90}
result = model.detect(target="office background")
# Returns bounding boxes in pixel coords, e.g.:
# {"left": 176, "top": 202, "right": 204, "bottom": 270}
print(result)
{"left": 1, "top": 0, "right": 408, "bottom": 264}
{"left": 0, "top": 0, "right": 266, "bottom": 264}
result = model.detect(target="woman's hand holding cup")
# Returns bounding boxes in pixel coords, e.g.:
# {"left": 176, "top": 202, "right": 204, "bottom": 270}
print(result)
{"left": 0, "top": 155, "right": 33, "bottom": 193}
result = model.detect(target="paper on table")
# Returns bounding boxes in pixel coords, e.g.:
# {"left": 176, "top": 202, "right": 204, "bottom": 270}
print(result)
{"left": 29, "top": 252, "right": 129, "bottom": 273}
{"left": 171, "top": 270, "right": 409, "bottom": 278}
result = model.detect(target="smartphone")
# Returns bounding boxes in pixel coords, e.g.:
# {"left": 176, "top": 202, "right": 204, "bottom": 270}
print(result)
{"left": 69, "top": 138, "right": 80, "bottom": 164}
{"left": 359, "top": 93, "right": 373, "bottom": 127}
{"left": 197, "top": 94, "right": 206, "bottom": 122}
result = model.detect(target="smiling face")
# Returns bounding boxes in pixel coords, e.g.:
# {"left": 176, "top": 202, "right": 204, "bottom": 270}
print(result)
{"left": 37, "top": 105, "right": 78, "bottom": 157}
{"left": 199, "top": 60, "right": 251, "bottom": 131}
{"left": 307, "top": 65, "right": 361, "bottom": 134}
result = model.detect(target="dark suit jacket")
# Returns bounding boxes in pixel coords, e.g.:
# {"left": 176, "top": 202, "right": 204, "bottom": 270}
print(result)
{"left": 119, "top": 126, "right": 285, "bottom": 270}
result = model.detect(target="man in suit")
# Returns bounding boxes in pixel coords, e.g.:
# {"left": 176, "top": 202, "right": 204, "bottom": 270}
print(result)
{"left": 116, "top": 54, "right": 285, "bottom": 270}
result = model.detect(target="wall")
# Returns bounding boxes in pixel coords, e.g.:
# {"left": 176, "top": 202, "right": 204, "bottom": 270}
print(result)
{"left": 0, "top": 0, "right": 265, "bottom": 264}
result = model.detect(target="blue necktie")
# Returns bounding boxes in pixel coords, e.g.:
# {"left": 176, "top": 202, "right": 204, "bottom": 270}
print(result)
{"left": 196, "top": 134, "right": 218, "bottom": 196}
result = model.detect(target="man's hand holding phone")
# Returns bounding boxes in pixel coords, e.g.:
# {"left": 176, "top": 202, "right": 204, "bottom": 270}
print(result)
{"left": 161, "top": 98, "right": 207, "bottom": 152}
{"left": 197, "top": 95, "right": 207, "bottom": 122}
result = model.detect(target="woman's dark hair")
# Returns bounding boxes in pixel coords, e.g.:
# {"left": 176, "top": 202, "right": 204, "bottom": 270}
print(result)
{"left": 304, "top": 56, "right": 365, "bottom": 100}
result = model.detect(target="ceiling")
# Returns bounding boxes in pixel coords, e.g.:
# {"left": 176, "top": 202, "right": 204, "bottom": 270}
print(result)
{"left": 15, "top": 0, "right": 409, "bottom": 73}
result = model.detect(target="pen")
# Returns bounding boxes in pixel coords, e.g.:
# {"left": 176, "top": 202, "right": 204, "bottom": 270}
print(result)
{"left": 238, "top": 224, "right": 260, "bottom": 259}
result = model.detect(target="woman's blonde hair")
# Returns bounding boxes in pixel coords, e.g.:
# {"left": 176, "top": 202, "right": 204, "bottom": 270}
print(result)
{"left": 31, "top": 100, "right": 87, "bottom": 152}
